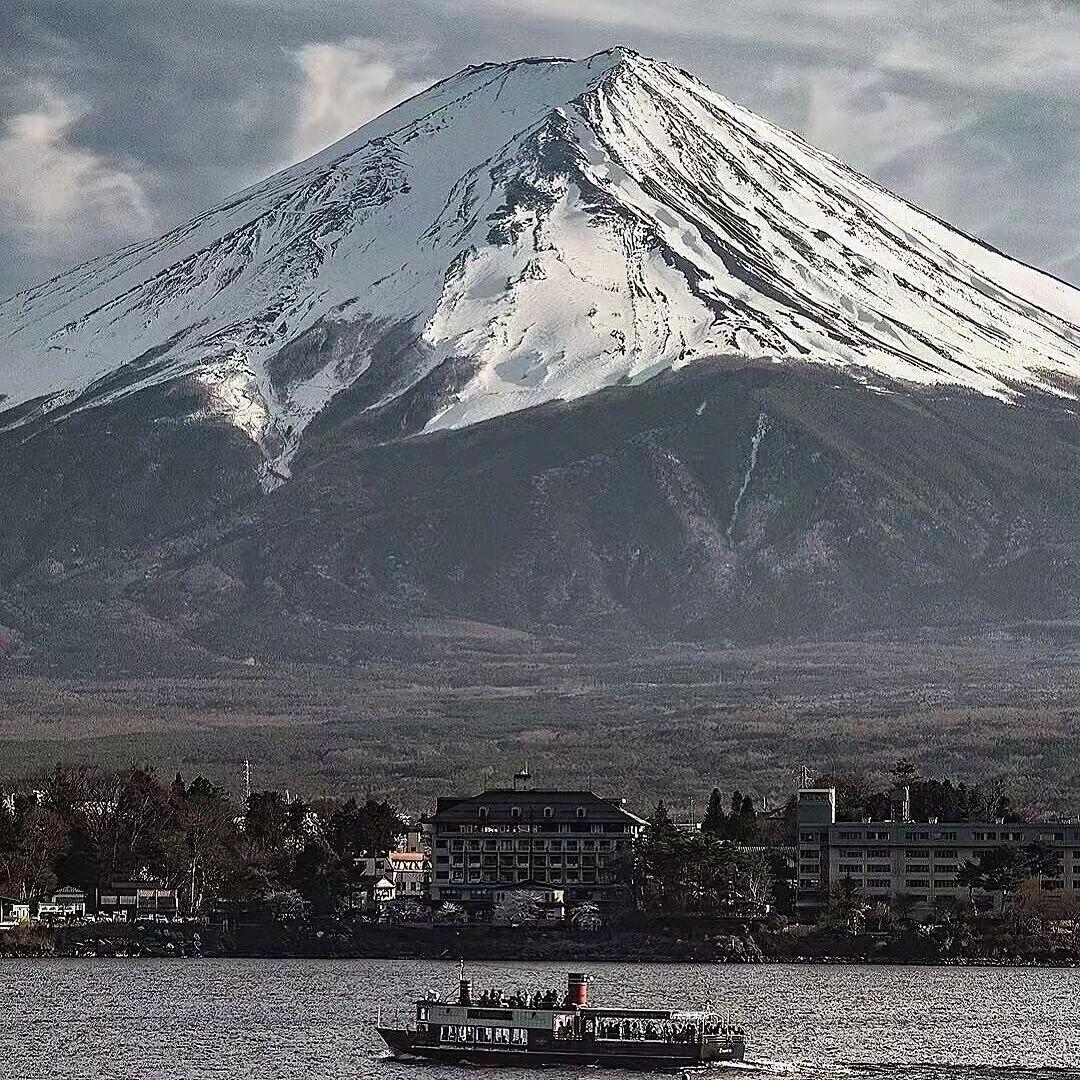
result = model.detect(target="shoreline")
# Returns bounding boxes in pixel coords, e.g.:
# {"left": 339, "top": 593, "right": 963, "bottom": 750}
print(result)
{"left": 5, "top": 922, "right": 1080, "bottom": 967}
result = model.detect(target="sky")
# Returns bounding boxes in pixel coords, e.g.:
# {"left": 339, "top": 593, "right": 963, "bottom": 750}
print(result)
{"left": 2, "top": 0, "right": 1079, "bottom": 299}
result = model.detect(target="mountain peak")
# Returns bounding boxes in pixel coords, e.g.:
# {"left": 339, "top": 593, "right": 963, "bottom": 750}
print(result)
{"left": 3, "top": 50, "right": 1080, "bottom": 477}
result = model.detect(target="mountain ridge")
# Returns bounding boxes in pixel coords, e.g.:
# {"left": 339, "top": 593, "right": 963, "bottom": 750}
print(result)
{"left": 5, "top": 49, "right": 1080, "bottom": 669}
{"left": 4, "top": 47, "right": 1080, "bottom": 480}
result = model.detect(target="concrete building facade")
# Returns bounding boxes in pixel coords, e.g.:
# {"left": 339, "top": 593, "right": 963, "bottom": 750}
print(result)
{"left": 427, "top": 788, "right": 646, "bottom": 913}
{"left": 796, "top": 786, "right": 1078, "bottom": 915}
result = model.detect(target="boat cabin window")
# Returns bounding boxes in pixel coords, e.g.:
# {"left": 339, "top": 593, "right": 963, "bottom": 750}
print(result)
{"left": 553, "top": 1015, "right": 576, "bottom": 1040}
{"left": 444, "top": 1025, "right": 526, "bottom": 1047}
{"left": 595, "top": 1017, "right": 701, "bottom": 1043}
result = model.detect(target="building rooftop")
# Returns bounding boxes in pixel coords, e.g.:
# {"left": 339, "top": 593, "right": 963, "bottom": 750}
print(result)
{"left": 434, "top": 789, "right": 644, "bottom": 823}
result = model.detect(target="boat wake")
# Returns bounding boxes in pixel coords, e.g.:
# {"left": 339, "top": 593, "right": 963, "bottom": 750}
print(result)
{"left": 685, "top": 1061, "right": 797, "bottom": 1076}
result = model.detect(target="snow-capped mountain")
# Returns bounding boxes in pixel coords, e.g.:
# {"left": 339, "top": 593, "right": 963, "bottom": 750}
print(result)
{"left": 5, "top": 46, "right": 1080, "bottom": 479}
{"left": 10, "top": 47, "right": 1080, "bottom": 671}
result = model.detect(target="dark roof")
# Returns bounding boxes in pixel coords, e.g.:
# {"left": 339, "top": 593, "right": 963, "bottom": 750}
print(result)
{"left": 435, "top": 789, "right": 643, "bottom": 821}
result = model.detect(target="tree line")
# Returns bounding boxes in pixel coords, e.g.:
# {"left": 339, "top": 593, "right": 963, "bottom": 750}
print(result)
{"left": 0, "top": 766, "right": 407, "bottom": 915}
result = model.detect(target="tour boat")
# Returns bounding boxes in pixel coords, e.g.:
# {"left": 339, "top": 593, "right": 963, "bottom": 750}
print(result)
{"left": 376, "top": 970, "right": 746, "bottom": 1069}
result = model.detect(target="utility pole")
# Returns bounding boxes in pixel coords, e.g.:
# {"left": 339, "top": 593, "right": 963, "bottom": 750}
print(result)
{"left": 243, "top": 759, "right": 252, "bottom": 803}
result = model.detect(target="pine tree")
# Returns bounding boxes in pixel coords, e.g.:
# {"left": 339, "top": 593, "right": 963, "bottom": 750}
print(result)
{"left": 650, "top": 799, "right": 673, "bottom": 829}
{"left": 701, "top": 788, "right": 728, "bottom": 836}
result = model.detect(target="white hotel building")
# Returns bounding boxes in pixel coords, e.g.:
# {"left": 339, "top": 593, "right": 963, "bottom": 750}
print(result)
{"left": 796, "top": 786, "right": 1078, "bottom": 915}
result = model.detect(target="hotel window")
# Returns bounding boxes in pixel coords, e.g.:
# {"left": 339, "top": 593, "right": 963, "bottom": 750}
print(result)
{"left": 478, "top": 807, "right": 489, "bottom": 820}
{"left": 576, "top": 807, "right": 587, "bottom": 819}
{"left": 511, "top": 807, "right": 521, "bottom": 820}
{"left": 543, "top": 806, "right": 554, "bottom": 820}
{"left": 906, "top": 879, "right": 929, "bottom": 888}
{"left": 867, "top": 879, "right": 890, "bottom": 888}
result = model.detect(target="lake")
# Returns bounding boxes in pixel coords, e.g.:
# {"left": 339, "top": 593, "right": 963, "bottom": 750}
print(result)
{"left": 0, "top": 959, "right": 1076, "bottom": 1078}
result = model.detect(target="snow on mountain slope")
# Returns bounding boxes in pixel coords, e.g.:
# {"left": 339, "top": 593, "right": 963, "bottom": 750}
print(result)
{"left": 4, "top": 46, "right": 1080, "bottom": 476}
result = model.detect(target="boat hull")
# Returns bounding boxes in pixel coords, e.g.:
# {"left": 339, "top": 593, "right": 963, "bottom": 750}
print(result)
{"left": 377, "top": 1028, "right": 746, "bottom": 1070}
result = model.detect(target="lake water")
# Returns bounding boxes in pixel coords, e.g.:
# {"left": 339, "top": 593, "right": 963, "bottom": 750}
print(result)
{"left": 0, "top": 959, "right": 1077, "bottom": 1079}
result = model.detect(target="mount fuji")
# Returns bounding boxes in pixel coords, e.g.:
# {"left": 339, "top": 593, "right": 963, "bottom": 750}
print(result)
{"left": 4, "top": 47, "right": 1080, "bottom": 671}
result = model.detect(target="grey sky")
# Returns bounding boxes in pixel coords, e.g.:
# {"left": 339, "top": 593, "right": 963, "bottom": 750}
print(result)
{"left": 2, "top": 0, "right": 1079, "bottom": 299}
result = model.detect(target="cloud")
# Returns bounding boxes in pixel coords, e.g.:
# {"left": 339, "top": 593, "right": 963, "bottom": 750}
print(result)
{"left": 292, "top": 39, "right": 431, "bottom": 160}
{"left": 0, "top": 83, "right": 155, "bottom": 282}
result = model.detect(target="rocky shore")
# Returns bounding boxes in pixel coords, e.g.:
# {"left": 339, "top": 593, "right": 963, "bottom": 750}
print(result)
{"left": 5, "top": 920, "right": 1080, "bottom": 966}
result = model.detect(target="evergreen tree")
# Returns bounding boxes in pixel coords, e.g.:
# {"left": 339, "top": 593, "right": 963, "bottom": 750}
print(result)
{"left": 700, "top": 788, "right": 727, "bottom": 836}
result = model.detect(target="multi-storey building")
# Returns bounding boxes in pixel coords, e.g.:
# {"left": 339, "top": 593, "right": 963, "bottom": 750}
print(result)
{"left": 796, "top": 785, "right": 1078, "bottom": 915}
{"left": 427, "top": 787, "right": 646, "bottom": 913}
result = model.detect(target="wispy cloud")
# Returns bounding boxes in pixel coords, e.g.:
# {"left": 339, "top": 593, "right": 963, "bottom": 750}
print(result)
{"left": 0, "top": 83, "right": 155, "bottom": 275}
{"left": 292, "top": 38, "right": 431, "bottom": 160}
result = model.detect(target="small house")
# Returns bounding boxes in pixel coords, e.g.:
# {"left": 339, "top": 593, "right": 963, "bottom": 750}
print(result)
{"left": 96, "top": 879, "right": 179, "bottom": 922}
{"left": 0, "top": 896, "right": 31, "bottom": 930}
{"left": 36, "top": 885, "right": 88, "bottom": 923}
